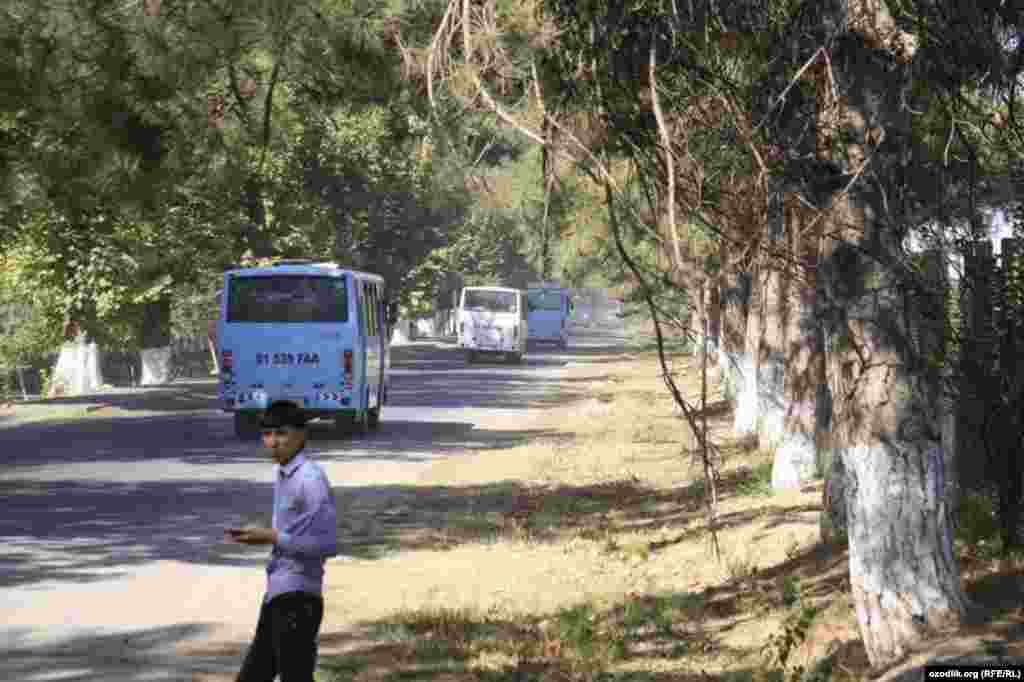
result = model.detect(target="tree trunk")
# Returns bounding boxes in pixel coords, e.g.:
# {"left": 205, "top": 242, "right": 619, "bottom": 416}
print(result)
{"left": 773, "top": 196, "right": 827, "bottom": 489}
{"left": 815, "top": 2, "right": 967, "bottom": 664}
{"left": 707, "top": 274, "right": 722, "bottom": 377}
{"left": 242, "top": 177, "right": 275, "bottom": 260}
{"left": 719, "top": 266, "right": 748, "bottom": 407}
{"left": 758, "top": 253, "right": 788, "bottom": 452}
{"left": 539, "top": 117, "right": 559, "bottom": 281}
{"left": 207, "top": 315, "right": 220, "bottom": 375}
{"left": 734, "top": 260, "right": 762, "bottom": 437}
{"left": 824, "top": 158, "right": 968, "bottom": 671}
{"left": 957, "top": 242, "right": 994, "bottom": 496}
{"left": 139, "top": 297, "right": 173, "bottom": 386}
{"left": 844, "top": 439, "right": 967, "bottom": 660}
{"left": 49, "top": 331, "right": 105, "bottom": 397}
{"left": 690, "top": 261, "right": 709, "bottom": 357}
{"left": 820, "top": 446, "right": 846, "bottom": 545}
{"left": 823, "top": 199, "right": 968, "bottom": 663}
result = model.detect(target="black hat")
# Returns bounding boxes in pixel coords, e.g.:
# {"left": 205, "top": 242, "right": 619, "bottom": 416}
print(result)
{"left": 260, "top": 401, "right": 308, "bottom": 429}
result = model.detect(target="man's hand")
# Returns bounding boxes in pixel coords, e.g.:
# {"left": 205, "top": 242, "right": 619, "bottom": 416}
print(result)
{"left": 224, "top": 527, "right": 279, "bottom": 545}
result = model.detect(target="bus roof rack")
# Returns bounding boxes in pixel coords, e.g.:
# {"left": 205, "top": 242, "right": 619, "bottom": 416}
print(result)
{"left": 273, "top": 259, "right": 315, "bottom": 266}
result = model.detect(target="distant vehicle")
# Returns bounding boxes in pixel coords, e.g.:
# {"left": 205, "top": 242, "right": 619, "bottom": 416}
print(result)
{"left": 458, "top": 286, "right": 528, "bottom": 364}
{"left": 217, "top": 260, "right": 390, "bottom": 440}
{"left": 609, "top": 298, "right": 626, "bottom": 318}
{"left": 527, "top": 284, "right": 572, "bottom": 349}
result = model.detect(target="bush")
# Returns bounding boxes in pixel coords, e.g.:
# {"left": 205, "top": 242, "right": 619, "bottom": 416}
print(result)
{"left": 956, "top": 490, "right": 1006, "bottom": 559}
{"left": 0, "top": 301, "right": 64, "bottom": 395}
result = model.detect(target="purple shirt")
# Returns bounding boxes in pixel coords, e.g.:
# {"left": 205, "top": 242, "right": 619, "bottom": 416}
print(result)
{"left": 264, "top": 451, "right": 339, "bottom": 603}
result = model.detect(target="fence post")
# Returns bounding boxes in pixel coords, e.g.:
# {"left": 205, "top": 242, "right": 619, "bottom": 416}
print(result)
{"left": 957, "top": 240, "right": 995, "bottom": 495}
{"left": 920, "top": 248, "right": 955, "bottom": 522}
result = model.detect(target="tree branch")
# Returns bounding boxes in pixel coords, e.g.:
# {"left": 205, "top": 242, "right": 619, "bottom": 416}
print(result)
{"left": 259, "top": 59, "right": 281, "bottom": 174}
{"left": 650, "top": 41, "right": 684, "bottom": 272}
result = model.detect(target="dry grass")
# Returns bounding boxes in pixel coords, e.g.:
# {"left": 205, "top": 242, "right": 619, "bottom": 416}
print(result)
{"left": 297, "top": 350, "right": 856, "bottom": 681}
{"left": 175, "top": 344, "right": 1024, "bottom": 682}
{"left": 276, "top": 346, "right": 1022, "bottom": 682}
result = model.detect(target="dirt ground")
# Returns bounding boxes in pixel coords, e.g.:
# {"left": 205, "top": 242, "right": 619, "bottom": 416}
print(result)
{"left": 182, "top": 343, "right": 1024, "bottom": 681}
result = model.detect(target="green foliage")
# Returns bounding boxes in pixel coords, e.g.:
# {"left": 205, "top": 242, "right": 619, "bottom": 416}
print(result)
{"left": 556, "top": 603, "right": 598, "bottom": 658}
{"left": 781, "top": 576, "right": 802, "bottom": 609}
{"left": 953, "top": 490, "right": 1020, "bottom": 561}
{"left": 0, "top": 297, "right": 63, "bottom": 375}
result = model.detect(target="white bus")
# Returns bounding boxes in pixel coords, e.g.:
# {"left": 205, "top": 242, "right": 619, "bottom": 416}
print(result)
{"left": 458, "top": 286, "right": 528, "bottom": 364}
{"left": 217, "top": 260, "right": 389, "bottom": 440}
{"left": 526, "top": 284, "right": 572, "bottom": 349}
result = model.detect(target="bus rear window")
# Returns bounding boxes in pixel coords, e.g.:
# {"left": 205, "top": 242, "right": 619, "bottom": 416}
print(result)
{"left": 528, "top": 290, "right": 563, "bottom": 311}
{"left": 227, "top": 275, "right": 348, "bottom": 323}
{"left": 463, "top": 290, "right": 518, "bottom": 313}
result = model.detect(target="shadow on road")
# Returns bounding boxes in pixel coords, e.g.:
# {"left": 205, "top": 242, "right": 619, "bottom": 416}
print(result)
{"left": 0, "top": 476, "right": 275, "bottom": 587}
{"left": 0, "top": 462, "right": 788, "bottom": 589}
{"left": 0, "top": 329, "right": 634, "bottom": 589}
{"left": 0, "top": 623, "right": 240, "bottom": 682}
{"left": 0, "top": 338, "right": 620, "bottom": 429}
{"left": 0, "top": 414, "right": 565, "bottom": 469}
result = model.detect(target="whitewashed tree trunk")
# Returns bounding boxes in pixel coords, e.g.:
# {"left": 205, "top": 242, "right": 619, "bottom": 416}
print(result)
{"left": 208, "top": 318, "right": 220, "bottom": 375}
{"left": 139, "top": 346, "right": 172, "bottom": 385}
{"left": 735, "top": 265, "right": 763, "bottom": 437}
{"left": 733, "top": 352, "right": 758, "bottom": 435}
{"left": 139, "top": 297, "right": 174, "bottom": 386}
{"left": 391, "top": 318, "right": 414, "bottom": 345}
{"left": 208, "top": 335, "right": 220, "bottom": 374}
{"left": 822, "top": 201, "right": 967, "bottom": 667}
{"left": 811, "top": 2, "right": 966, "bottom": 662}
{"left": 773, "top": 197, "right": 824, "bottom": 490}
{"left": 48, "top": 335, "right": 104, "bottom": 397}
{"left": 844, "top": 442, "right": 967, "bottom": 660}
{"left": 758, "top": 265, "right": 787, "bottom": 451}
{"left": 719, "top": 268, "right": 747, "bottom": 406}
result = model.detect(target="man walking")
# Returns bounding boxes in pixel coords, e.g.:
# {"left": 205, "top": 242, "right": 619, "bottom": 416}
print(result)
{"left": 226, "top": 401, "right": 338, "bottom": 682}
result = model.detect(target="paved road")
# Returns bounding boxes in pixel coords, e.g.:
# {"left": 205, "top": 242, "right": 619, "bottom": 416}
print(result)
{"left": 0, "top": 325, "right": 629, "bottom": 681}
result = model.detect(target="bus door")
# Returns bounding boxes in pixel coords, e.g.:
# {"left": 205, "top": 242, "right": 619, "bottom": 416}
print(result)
{"left": 358, "top": 278, "right": 383, "bottom": 411}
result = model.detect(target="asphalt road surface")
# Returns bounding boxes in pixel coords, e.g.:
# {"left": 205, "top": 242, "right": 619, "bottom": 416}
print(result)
{"left": 0, "top": 323, "right": 630, "bottom": 681}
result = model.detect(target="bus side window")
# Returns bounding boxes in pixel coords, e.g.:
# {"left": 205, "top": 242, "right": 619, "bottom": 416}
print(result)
{"left": 356, "top": 279, "right": 366, "bottom": 336}
{"left": 367, "top": 282, "right": 377, "bottom": 338}
{"left": 374, "top": 284, "right": 381, "bottom": 336}
{"left": 365, "top": 282, "right": 373, "bottom": 337}
{"left": 371, "top": 284, "right": 382, "bottom": 336}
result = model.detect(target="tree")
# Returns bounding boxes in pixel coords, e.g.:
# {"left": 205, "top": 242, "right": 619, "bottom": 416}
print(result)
{"left": 1, "top": 0, "right": 473, "bottom": 388}
{"left": 411, "top": 0, "right": 1024, "bottom": 667}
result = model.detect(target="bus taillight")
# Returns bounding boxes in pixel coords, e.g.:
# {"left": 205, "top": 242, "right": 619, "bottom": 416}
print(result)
{"left": 222, "top": 350, "right": 233, "bottom": 371}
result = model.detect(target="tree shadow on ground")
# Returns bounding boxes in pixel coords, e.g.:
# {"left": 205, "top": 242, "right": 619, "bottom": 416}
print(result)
{"left": 313, "top": 589, "right": 762, "bottom": 682}
{"left": 0, "top": 622, "right": 239, "bottom": 682}
{"left": 332, "top": 466, "right": 824, "bottom": 560}
{"left": 0, "top": 460, "right": 780, "bottom": 587}
{"left": 0, "top": 336, "right": 624, "bottom": 429}
{"left": 0, "top": 408, "right": 566, "bottom": 468}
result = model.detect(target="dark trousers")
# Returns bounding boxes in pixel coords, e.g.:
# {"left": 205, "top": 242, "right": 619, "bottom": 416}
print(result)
{"left": 237, "top": 591, "right": 324, "bottom": 682}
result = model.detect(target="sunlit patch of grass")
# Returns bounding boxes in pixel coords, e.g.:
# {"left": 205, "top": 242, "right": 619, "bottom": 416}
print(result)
{"left": 317, "top": 342, "right": 874, "bottom": 682}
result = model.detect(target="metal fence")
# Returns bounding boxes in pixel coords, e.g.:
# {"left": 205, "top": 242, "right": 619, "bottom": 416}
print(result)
{"left": 1, "top": 335, "right": 214, "bottom": 399}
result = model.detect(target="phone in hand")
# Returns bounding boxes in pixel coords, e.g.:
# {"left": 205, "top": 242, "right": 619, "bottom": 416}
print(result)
{"left": 226, "top": 527, "right": 245, "bottom": 538}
